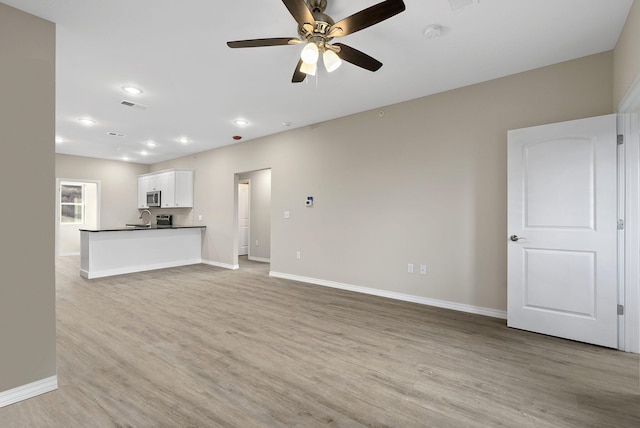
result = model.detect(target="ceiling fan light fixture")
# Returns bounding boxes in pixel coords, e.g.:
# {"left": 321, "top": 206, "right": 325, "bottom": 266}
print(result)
{"left": 300, "top": 61, "right": 317, "bottom": 76}
{"left": 300, "top": 42, "right": 319, "bottom": 65}
{"left": 323, "top": 50, "right": 342, "bottom": 72}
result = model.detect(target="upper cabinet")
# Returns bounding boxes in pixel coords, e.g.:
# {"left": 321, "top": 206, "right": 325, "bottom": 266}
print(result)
{"left": 138, "top": 169, "right": 194, "bottom": 209}
{"left": 173, "top": 170, "right": 194, "bottom": 207}
{"left": 137, "top": 175, "right": 151, "bottom": 209}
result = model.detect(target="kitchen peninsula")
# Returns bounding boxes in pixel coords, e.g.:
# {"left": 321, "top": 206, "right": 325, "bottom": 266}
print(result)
{"left": 80, "top": 226, "right": 205, "bottom": 279}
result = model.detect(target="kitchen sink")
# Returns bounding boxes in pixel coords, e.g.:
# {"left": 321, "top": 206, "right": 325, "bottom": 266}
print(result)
{"left": 125, "top": 224, "right": 151, "bottom": 228}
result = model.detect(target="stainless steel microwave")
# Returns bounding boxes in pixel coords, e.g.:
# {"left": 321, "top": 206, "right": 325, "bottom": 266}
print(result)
{"left": 146, "top": 190, "right": 161, "bottom": 207}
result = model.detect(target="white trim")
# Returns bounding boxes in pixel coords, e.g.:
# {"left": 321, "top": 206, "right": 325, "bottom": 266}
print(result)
{"left": 202, "top": 259, "right": 239, "bottom": 270}
{"left": 269, "top": 271, "right": 507, "bottom": 320}
{"left": 619, "top": 113, "right": 640, "bottom": 353}
{"left": 81, "top": 259, "right": 202, "bottom": 279}
{"left": 617, "top": 114, "right": 626, "bottom": 351}
{"left": 248, "top": 256, "right": 270, "bottom": 263}
{"left": 0, "top": 376, "right": 57, "bottom": 408}
{"left": 617, "top": 72, "right": 640, "bottom": 354}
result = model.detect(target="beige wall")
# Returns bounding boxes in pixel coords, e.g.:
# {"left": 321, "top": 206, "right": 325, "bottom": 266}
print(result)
{"left": 56, "top": 154, "right": 149, "bottom": 228}
{"left": 614, "top": 0, "right": 640, "bottom": 108}
{"left": 0, "top": 4, "right": 56, "bottom": 392}
{"left": 154, "top": 52, "right": 614, "bottom": 312}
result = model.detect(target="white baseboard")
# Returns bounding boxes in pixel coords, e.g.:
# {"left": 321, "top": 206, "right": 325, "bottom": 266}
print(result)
{"left": 269, "top": 272, "right": 507, "bottom": 320}
{"left": 81, "top": 259, "right": 202, "bottom": 279}
{"left": 0, "top": 376, "right": 57, "bottom": 408}
{"left": 202, "top": 259, "right": 239, "bottom": 270}
{"left": 248, "top": 256, "right": 271, "bottom": 263}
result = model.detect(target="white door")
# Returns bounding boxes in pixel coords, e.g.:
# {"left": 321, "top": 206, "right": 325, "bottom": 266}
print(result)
{"left": 57, "top": 180, "right": 99, "bottom": 256}
{"left": 507, "top": 114, "right": 618, "bottom": 348}
{"left": 238, "top": 182, "right": 249, "bottom": 256}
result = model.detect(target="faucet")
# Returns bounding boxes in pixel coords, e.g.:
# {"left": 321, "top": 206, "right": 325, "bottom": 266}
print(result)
{"left": 139, "top": 209, "right": 152, "bottom": 226}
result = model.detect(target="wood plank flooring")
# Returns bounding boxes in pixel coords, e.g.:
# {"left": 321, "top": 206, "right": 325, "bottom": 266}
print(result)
{"left": 0, "top": 256, "right": 638, "bottom": 427}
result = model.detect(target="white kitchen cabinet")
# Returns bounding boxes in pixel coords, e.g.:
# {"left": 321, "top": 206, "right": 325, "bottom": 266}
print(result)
{"left": 173, "top": 170, "right": 194, "bottom": 207}
{"left": 158, "top": 171, "right": 176, "bottom": 208}
{"left": 137, "top": 169, "right": 194, "bottom": 209}
{"left": 147, "top": 174, "right": 161, "bottom": 191}
{"left": 137, "top": 175, "right": 150, "bottom": 208}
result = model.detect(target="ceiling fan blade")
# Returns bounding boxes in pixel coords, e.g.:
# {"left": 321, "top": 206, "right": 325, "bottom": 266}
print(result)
{"left": 334, "top": 43, "right": 382, "bottom": 72}
{"left": 292, "top": 59, "right": 307, "bottom": 83}
{"left": 330, "top": 0, "right": 406, "bottom": 37}
{"left": 282, "top": 0, "right": 315, "bottom": 27}
{"left": 227, "top": 38, "right": 301, "bottom": 48}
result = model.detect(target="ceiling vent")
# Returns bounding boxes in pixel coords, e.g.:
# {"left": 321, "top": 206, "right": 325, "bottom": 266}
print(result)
{"left": 107, "top": 132, "right": 126, "bottom": 137}
{"left": 120, "top": 99, "right": 148, "bottom": 110}
{"left": 448, "top": 0, "right": 479, "bottom": 12}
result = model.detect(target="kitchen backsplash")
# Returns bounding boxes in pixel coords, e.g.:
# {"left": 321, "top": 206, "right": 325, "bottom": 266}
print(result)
{"left": 147, "top": 208, "right": 193, "bottom": 226}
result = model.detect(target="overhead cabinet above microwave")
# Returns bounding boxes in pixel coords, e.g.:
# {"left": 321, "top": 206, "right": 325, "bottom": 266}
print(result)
{"left": 138, "top": 169, "right": 194, "bottom": 209}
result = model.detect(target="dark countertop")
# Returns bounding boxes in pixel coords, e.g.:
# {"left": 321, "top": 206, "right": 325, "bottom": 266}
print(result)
{"left": 80, "top": 225, "right": 206, "bottom": 233}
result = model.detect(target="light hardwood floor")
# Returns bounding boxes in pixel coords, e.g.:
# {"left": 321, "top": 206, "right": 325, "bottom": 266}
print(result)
{"left": 0, "top": 256, "right": 638, "bottom": 427}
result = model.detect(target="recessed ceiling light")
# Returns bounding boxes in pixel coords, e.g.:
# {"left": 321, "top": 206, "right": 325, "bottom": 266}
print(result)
{"left": 122, "top": 86, "right": 143, "bottom": 95}
{"left": 177, "top": 137, "right": 191, "bottom": 144}
{"left": 145, "top": 141, "right": 157, "bottom": 147}
{"left": 233, "top": 119, "right": 249, "bottom": 126}
{"left": 78, "top": 118, "right": 96, "bottom": 126}
{"left": 55, "top": 136, "right": 64, "bottom": 143}
{"left": 283, "top": 122, "right": 292, "bottom": 127}
{"left": 140, "top": 150, "right": 149, "bottom": 156}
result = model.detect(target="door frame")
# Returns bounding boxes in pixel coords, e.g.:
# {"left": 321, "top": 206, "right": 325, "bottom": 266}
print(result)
{"left": 617, "top": 74, "right": 640, "bottom": 353}
{"left": 55, "top": 178, "right": 101, "bottom": 257}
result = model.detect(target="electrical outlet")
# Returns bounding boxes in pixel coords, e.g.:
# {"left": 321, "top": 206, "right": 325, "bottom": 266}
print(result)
{"left": 284, "top": 211, "right": 290, "bottom": 219}
{"left": 408, "top": 263, "right": 414, "bottom": 274}
{"left": 198, "top": 214, "right": 203, "bottom": 221}
{"left": 420, "top": 265, "right": 427, "bottom": 275}
{"left": 256, "top": 240, "right": 259, "bottom": 246}
{"left": 296, "top": 251, "right": 301, "bottom": 260}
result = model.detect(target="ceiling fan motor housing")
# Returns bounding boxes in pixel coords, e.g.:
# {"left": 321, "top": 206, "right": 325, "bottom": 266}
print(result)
{"left": 307, "top": 0, "right": 327, "bottom": 13}
{"left": 298, "top": 9, "right": 334, "bottom": 44}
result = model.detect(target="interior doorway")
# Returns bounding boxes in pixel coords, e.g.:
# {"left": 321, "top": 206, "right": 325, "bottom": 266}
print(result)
{"left": 238, "top": 181, "right": 250, "bottom": 256}
{"left": 56, "top": 179, "right": 100, "bottom": 256}
{"left": 234, "top": 169, "right": 271, "bottom": 267}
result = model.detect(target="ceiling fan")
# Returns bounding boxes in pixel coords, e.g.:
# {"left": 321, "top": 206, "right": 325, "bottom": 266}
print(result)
{"left": 227, "top": 0, "right": 406, "bottom": 83}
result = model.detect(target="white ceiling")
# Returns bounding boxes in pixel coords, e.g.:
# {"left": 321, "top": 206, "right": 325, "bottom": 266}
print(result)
{"left": 4, "top": 0, "right": 634, "bottom": 164}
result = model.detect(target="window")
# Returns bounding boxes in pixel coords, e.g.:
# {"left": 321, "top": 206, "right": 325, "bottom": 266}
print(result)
{"left": 60, "top": 183, "right": 84, "bottom": 224}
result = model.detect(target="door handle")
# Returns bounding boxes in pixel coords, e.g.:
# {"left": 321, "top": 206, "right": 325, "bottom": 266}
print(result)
{"left": 510, "top": 235, "right": 525, "bottom": 242}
